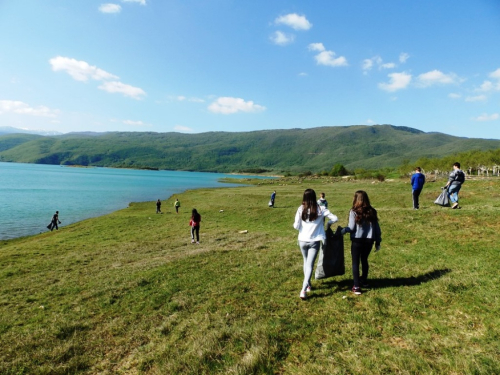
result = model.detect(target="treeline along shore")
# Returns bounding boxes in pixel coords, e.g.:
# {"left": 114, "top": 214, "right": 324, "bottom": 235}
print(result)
{"left": 1, "top": 175, "right": 499, "bottom": 374}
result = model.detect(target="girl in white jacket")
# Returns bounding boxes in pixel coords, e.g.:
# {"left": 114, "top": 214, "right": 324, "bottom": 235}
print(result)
{"left": 293, "top": 189, "right": 338, "bottom": 300}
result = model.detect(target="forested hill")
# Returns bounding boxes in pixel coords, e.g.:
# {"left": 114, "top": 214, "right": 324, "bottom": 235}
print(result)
{"left": 0, "top": 125, "right": 499, "bottom": 173}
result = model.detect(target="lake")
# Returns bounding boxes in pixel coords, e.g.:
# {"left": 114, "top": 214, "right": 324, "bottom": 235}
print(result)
{"left": 0, "top": 162, "right": 260, "bottom": 240}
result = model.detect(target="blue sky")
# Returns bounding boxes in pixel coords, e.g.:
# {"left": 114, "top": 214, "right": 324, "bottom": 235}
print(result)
{"left": 1, "top": 0, "right": 500, "bottom": 138}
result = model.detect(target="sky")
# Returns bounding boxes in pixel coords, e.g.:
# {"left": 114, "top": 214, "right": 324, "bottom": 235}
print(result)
{"left": 1, "top": 0, "right": 500, "bottom": 139}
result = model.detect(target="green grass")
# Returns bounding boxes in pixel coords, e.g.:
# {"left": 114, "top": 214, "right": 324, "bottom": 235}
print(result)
{"left": 1, "top": 177, "right": 499, "bottom": 374}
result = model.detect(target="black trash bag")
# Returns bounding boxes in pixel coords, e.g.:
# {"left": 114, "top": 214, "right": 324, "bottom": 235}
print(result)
{"left": 315, "top": 226, "right": 345, "bottom": 279}
{"left": 434, "top": 189, "right": 450, "bottom": 207}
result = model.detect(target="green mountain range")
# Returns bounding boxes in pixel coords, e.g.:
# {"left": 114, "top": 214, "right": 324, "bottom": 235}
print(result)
{"left": 1, "top": 125, "right": 499, "bottom": 173}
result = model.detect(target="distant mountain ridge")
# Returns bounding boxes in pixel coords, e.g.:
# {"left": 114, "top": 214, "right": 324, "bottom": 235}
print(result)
{"left": 0, "top": 126, "right": 63, "bottom": 136}
{"left": 0, "top": 125, "right": 499, "bottom": 172}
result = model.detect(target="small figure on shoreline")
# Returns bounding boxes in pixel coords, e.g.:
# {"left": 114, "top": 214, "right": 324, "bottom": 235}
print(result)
{"left": 156, "top": 199, "right": 162, "bottom": 214}
{"left": 190, "top": 208, "right": 201, "bottom": 244}
{"left": 47, "top": 211, "right": 61, "bottom": 231}
{"left": 174, "top": 198, "right": 181, "bottom": 214}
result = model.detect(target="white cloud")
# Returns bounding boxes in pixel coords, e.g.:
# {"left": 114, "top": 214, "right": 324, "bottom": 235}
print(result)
{"left": 473, "top": 113, "right": 499, "bottom": 121}
{"left": 123, "top": 119, "right": 150, "bottom": 127}
{"left": 50, "top": 56, "right": 118, "bottom": 82}
{"left": 416, "top": 70, "right": 459, "bottom": 87}
{"left": 380, "top": 62, "right": 396, "bottom": 70}
{"left": 477, "top": 80, "right": 494, "bottom": 92}
{"left": 315, "top": 51, "right": 348, "bottom": 67}
{"left": 465, "top": 95, "right": 487, "bottom": 102}
{"left": 208, "top": 97, "right": 266, "bottom": 114}
{"left": 378, "top": 72, "right": 412, "bottom": 92}
{"left": 365, "top": 119, "right": 375, "bottom": 125}
{"left": 98, "top": 81, "right": 146, "bottom": 99}
{"left": 308, "top": 43, "right": 325, "bottom": 52}
{"left": 275, "top": 13, "right": 312, "bottom": 30}
{"left": 489, "top": 68, "right": 500, "bottom": 79}
{"left": 477, "top": 80, "right": 500, "bottom": 92}
{"left": 309, "top": 43, "right": 347, "bottom": 67}
{"left": 362, "top": 56, "right": 393, "bottom": 74}
{"left": 174, "top": 125, "right": 194, "bottom": 132}
{"left": 0, "top": 100, "right": 59, "bottom": 117}
{"left": 99, "top": 4, "right": 122, "bottom": 13}
{"left": 298, "top": 72, "right": 308, "bottom": 77}
{"left": 270, "top": 31, "right": 295, "bottom": 46}
{"left": 122, "top": 0, "right": 146, "bottom": 5}
{"left": 188, "top": 97, "right": 205, "bottom": 103}
{"left": 362, "top": 59, "right": 374, "bottom": 72}
{"left": 448, "top": 93, "right": 461, "bottom": 99}
{"left": 171, "top": 95, "right": 205, "bottom": 103}
{"left": 50, "top": 56, "right": 146, "bottom": 99}
{"left": 399, "top": 53, "right": 410, "bottom": 63}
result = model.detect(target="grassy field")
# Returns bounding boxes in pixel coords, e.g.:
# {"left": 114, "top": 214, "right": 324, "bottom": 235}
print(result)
{"left": 1, "top": 177, "right": 499, "bottom": 374}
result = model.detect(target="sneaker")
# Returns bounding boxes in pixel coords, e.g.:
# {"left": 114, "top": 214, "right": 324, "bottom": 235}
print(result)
{"left": 196, "top": 241, "right": 200, "bottom": 244}
{"left": 306, "top": 286, "right": 311, "bottom": 293}
{"left": 352, "top": 287, "right": 362, "bottom": 295}
{"left": 191, "top": 239, "right": 195, "bottom": 243}
{"left": 452, "top": 203, "right": 459, "bottom": 209}
{"left": 300, "top": 291, "right": 307, "bottom": 300}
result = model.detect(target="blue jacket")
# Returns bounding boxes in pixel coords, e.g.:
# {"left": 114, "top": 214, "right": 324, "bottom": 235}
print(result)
{"left": 411, "top": 172, "right": 425, "bottom": 190}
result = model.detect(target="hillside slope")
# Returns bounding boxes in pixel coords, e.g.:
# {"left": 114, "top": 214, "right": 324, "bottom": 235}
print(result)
{"left": 0, "top": 125, "right": 499, "bottom": 172}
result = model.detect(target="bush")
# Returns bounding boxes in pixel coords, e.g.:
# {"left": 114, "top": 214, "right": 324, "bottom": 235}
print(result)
{"left": 330, "top": 164, "right": 349, "bottom": 176}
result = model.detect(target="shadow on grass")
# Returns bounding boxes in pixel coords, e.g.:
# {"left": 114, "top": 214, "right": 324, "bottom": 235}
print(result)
{"left": 317, "top": 268, "right": 451, "bottom": 296}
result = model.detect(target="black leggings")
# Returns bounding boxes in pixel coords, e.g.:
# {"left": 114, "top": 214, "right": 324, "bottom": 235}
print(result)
{"left": 191, "top": 225, "right": 200, "bottom": 241}
{"left": 351, "top": 239, "right": 374, "bottom": 287}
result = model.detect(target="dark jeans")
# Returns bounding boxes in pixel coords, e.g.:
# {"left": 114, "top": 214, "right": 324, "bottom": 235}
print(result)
{"left": 191, "top": 225, "right": 200, "bottom": 241}
{"left": 412, "top": 188, "right": 422, "bottom": 209}
{"left": 351, "top": 239, "right": 374, "bottom": 287}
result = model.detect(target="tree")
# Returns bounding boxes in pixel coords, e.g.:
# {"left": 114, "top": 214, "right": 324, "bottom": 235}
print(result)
{"left": 330, "top": 163, "right": 348, "bottom": 176}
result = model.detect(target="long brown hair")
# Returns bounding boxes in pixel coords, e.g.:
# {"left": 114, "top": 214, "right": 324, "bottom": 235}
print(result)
{"left": 351, "top": 190, "right": 378, "bottom": 224}
{"left": 301, "top": 189, "right": 319, "bottom": 221}
{"left": 191, "top": 208, "right": 201, "bottom": 222}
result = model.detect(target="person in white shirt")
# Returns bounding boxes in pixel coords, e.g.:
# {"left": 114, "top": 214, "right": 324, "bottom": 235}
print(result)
{"left": 293, "top": 189, "right": 338, "bottom": 300}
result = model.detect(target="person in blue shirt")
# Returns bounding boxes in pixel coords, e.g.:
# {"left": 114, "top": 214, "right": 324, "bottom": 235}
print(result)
{"left": 410, "top": 167, "right": 426, "bottom": 210}
{"left": 270, "top": 191, "right": 276, "bottom": 208}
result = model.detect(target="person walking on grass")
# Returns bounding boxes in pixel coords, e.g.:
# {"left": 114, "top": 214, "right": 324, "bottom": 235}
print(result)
{"left": 270, "top": 191, "right": 276, "bottom": 208}
{"left": 341, "top": 191, "right": 382, "bottom": 295}
{"left": 47, "top": 211, "right": 61, "bottom": 231}
{"left": 317, "top": 192, "right": 328, "bottom": 209}
{"left": 444, "top": 162, "right": 465, "bottom": 209}
{"left": 190, "top": 208, "right": 201, "bottom": 244}
{"left": 293, "top": 189, "right": 338, "bottom": 300}
{"left": 174, "top": 198, "right": 181, "bottom": 214}
{"left": 411, "top": 167, "right": 426, "bottom": 210}
{"left": 156, "top": 199, "right": 162, "bottom": 214}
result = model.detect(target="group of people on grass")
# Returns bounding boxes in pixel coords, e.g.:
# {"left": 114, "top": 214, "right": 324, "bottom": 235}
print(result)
{"left": 411, "top": 162, "right": 465, "bottom": 210}
{"left": 45, "top": 163, "right": 465, "bottom": 297}
{"left": 294, "top": 189, "right": 381, "bottom": 299}
{"left": 294, "top": 162, "right": 465, "bottom": 300}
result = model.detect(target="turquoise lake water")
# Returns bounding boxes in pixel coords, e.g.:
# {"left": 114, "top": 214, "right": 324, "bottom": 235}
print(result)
{"left": 0, "top": 162, "right": 256, "bottom": 240}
